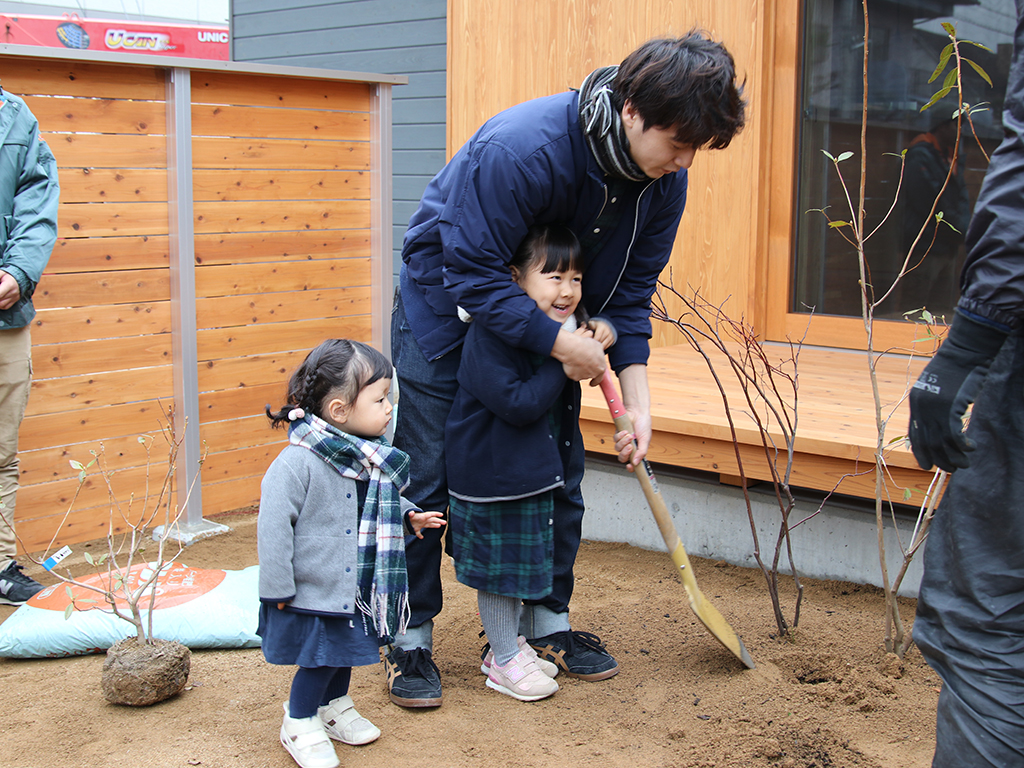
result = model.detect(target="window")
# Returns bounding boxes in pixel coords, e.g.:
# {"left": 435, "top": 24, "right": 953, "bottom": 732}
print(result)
{"left": 793, "top": 0, "right": 1016, "bottom": 322}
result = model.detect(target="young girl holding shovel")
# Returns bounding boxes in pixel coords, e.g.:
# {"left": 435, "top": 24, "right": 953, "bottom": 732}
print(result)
{"left": 258, "top": 339, "right": 445, "bottom": 768}
{"left": 445, "top": 225, "right": 615, "bottom": 701}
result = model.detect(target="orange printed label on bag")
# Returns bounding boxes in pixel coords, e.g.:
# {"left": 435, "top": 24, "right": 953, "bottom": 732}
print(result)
{"left": 30, "top": 562, "right": 227, "bottom": 612}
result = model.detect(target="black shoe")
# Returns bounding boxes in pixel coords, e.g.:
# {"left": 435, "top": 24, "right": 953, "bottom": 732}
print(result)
{"left": 383, "top": 646, "right": 442, "bottom": 708}
{"left": 0, "top": 561, "right": 45, "bottom": 606}
{"left": 528, "top": 630, "right": 619, "bottom": 681}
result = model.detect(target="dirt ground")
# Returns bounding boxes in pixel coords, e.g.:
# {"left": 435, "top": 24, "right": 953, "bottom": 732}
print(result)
{"left": 0, "top": 509, "right": 939, "bottom": 768}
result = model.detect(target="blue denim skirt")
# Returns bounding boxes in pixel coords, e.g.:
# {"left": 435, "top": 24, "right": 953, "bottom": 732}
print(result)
{"left": 257, "top": 604, "right": 381, "bottom": 668}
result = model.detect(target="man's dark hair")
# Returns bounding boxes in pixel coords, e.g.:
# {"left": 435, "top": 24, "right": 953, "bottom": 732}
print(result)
{"left": 612, "top": 31, "right": 746, "bottom": 150}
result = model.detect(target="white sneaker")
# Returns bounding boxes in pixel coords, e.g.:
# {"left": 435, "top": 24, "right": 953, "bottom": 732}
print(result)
{"left": 318, "top": 694, "right": 381, "bottom": 745}
{"left": 280, "top": 703, "right": 340, "bottom": 768}
{"left": 481, "top": 635, "right": 558, "bottom": 678}
{"left": 486, "top": 649, "right": 559, "bottom": 702}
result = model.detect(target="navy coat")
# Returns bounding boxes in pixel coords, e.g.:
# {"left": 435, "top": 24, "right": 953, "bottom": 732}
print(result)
{"left": 445, "top": 322, "right": 581, "bottom": 502}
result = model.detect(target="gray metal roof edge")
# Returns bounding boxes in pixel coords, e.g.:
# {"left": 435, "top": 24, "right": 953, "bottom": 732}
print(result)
{"left": 0, "top": 42, "right": 408, "bottom": 85}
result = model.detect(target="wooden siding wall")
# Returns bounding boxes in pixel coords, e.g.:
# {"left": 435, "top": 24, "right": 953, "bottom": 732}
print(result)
{"left": 232, "top": 0, "right": 447, "bottom": 282}
{"left": 9, "top": 56, "right": 378, "bottom": 555}
{"left": 447, "top": 0, "right": 770, "bottom": 349}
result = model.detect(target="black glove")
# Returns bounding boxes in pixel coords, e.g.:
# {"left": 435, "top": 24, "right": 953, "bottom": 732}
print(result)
{"left": 908, "top": 310, "right": 1008, "bottom": 472}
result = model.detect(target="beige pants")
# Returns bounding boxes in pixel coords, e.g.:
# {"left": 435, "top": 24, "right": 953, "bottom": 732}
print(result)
{"left": 0, "top": 325, "right": 31, "bottom": 569}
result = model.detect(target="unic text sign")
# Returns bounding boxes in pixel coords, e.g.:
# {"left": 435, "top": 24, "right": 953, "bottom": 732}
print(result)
{"left": 0, "top": 13, "right": 229, "bottom": 60}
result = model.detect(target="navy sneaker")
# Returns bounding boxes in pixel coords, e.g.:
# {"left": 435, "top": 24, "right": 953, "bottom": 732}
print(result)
{"left": 528, "top": 630, "right": 619, "bottom": 681}
{"left": 0, "top": 561, "right": 45, "bottom": 606}
{"left": 383, "top": 646, "right": 442, "bottom": 708}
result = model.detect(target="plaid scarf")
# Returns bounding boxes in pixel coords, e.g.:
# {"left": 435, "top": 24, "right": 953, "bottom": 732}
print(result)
{"left": 289, "top": 414, "right": 411, "bottom": 641}
{"left": 578, "top": 65, "right": 648, "bottom": 182}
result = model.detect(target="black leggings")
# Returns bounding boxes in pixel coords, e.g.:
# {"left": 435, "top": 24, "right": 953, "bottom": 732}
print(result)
{"left": 288, "top": 666, "right": 352, "bottom": 719}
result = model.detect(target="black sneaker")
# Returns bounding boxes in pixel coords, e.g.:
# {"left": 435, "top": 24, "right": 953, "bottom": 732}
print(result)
{"left": 0, "top": 561, "right": 45, "bottom": 606}
{"left": 382, "top": 646, "right": 442, "bottom": 708}
{"left": 528, "top": 630, "right": 619, "bottom": 681}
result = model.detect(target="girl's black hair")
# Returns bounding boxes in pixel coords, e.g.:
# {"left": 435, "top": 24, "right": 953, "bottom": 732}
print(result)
{"left": 508, "top": 224, "right": 584, "bottom": 277}
{"left": 265, "top": 338, "right": 392, "bottom": 428}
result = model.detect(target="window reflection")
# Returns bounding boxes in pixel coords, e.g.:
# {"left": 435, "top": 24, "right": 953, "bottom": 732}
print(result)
{"left": 793, "top": 0, "right": 1016, "bottom": 321}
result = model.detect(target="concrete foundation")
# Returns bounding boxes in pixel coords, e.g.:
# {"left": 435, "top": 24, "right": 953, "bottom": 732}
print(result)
{"left": 580, "top": 456, "right": 926, "bottom": 598}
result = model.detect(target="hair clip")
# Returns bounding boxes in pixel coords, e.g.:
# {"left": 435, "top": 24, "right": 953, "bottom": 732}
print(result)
{"left": 287, "top": 408, "right": 305, "bottom": 421}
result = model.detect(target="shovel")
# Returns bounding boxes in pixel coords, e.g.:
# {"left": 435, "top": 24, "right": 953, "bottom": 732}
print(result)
{"left": 598, "top": 369, "right": 755, "bottom": 669}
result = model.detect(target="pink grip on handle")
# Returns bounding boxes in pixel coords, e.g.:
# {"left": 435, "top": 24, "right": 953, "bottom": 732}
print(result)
{"left": 599, "top": 369, "right": 625, "bottom": 418}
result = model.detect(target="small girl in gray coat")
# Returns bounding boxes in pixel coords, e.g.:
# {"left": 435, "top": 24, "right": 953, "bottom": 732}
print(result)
{"left": 258, "top": 339, "right": 444, "bottom": 768}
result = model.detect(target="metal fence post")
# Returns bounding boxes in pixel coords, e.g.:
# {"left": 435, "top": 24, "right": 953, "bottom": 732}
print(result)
{"left": 157, "top": 66, "right": 228, "bottom": 544}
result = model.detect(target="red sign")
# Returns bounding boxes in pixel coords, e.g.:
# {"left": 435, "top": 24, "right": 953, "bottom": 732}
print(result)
{"left": 1, "top": 13, "right": 229, "bottom": 60}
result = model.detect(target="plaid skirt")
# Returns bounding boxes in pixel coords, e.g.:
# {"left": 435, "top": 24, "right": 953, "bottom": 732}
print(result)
{"left": 448, "top": 490, "right": 555, "bottom": 600}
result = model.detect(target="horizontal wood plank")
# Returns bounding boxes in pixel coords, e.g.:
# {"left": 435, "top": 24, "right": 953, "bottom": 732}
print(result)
{"left": 48, "top": 235, "right": 170, "bottom": 273}
{"left": 199, "top": 382, "right": 285, "bottom": 423}
{"left": 198, "top": 474, "right": 264, "bottom": 518}
{"left": 58, "top": 168, "right": 168, "bottom": 204}
{"left": 59, "top": 202, "right": 169, "bottom": 238}
{"left": 196, "top": 316, "right": 369, "bottom": 359}
{"left": 200, "top": 442, "right": 285, "bottom": 485}
{"left": 27, "top": 367, "right": 173, "bottom": 417}
{"left": 17, "top": 463, "right": 170, "bottom": 531}
{"left": 192, "top": 169, "right": 369, "bottom": 202}
{"left": 196, "top": 349, "right": 322, "bottom": 393}
{"left": 196, "top": 333, "right": 372, "bottom": 394}
{"left": 191, "top": 104, "right": 368, "bottom": 141}
{"left": 46, "top": 133, "right": 168, "bottom": 168}
{"left": 20, "top": 431, "right": 175, "bottom": 486}
{"left": 32, "top": 334, "right": 172, "bottom": 380}
{"left": 20, "top": 401, "right": 173, "bottom": 453}
{"left": 35, "top": 269, "right": 169, "bottom": 308}
{"left": 193, "top": 199, "right": 369, "bottom": 233}
{"left": 193, "top": 230, "right": 370, "bottom": 265}
{"left": 191, "top": 71, "right": 371, "bottom": 112}
{"left": 194, "top": 257, "right": 370, "bottom": 297}
{"left": 15, "top": 505, "right": 151, "bottom": 557}
{"left": 580, "top": 420, "right": 935, "bottom": 506}
{"left": 32, "top": 302, "right": 172, "bottom": 345}
{"left": 200, "top": 414, "right": 284, "bottom": 454}
{"left": 192, "top": 137, "right": 369, "bottom": 170}
{"left": 8, "top": 60, "right": 166, "bottom": 101}
{"left": 30, "top": 97, "right": 166, "bottom": 136}
{"left": 194, "top": 287, "right": 369, "bottom": 330}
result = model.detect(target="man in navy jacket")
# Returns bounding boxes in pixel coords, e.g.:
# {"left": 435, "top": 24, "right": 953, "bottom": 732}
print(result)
{"left": 387, "top": 33, "right": 746, "bottom": 707}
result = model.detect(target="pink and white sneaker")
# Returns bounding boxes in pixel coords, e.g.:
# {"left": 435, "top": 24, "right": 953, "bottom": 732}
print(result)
{"left": 481, "top": 635, "right": 559, "bottom": 678}
{"left": 486, "top": 649, "right": 559, "bottom": 701}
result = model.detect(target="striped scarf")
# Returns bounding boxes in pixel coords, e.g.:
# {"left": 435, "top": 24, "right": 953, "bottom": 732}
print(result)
{"left": 578, "top": 65, "right": 648, "bottom": 182}
{"left": 289, "top": 414, "right": 411, "bottom": 641}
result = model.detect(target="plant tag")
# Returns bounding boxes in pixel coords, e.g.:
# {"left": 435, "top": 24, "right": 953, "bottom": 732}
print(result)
{"left": 42, "top": 545, "right": 72, "bottom": 571}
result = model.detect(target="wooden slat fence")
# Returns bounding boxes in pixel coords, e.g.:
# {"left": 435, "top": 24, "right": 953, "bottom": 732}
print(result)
{"left": 4, "top": 49, "right": 400, "bottom": 555}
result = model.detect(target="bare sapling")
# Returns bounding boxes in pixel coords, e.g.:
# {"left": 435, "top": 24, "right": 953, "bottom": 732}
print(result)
{"left": 651, "top": 280, "right": 805, "bottom": 639}
{"left": 5, "top": 407, "right": 207, "bottom": 703}
{"left": 812, "top": 1, "right": 991, "bottom": 656}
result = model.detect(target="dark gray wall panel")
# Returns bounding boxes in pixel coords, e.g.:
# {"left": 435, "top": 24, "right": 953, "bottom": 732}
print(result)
{"left": 232, "top": 0, "right": 448, "bottom": 281}
{"left": 234, "top": 0, "right": 444, "bottom": 36}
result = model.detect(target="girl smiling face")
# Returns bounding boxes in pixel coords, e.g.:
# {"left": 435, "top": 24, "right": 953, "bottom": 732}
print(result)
{"left": 514, "top": 263, "right": 583, "bottom": 324}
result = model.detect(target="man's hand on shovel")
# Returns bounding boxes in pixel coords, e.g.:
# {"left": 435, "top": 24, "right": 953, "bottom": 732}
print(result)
{"left": 597, "top": 363, "right": 652, "bottom": 471}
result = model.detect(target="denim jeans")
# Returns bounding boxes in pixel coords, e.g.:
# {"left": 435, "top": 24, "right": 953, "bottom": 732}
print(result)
{"left": 391, "top": 291, "right": 586, "bottom": 637}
